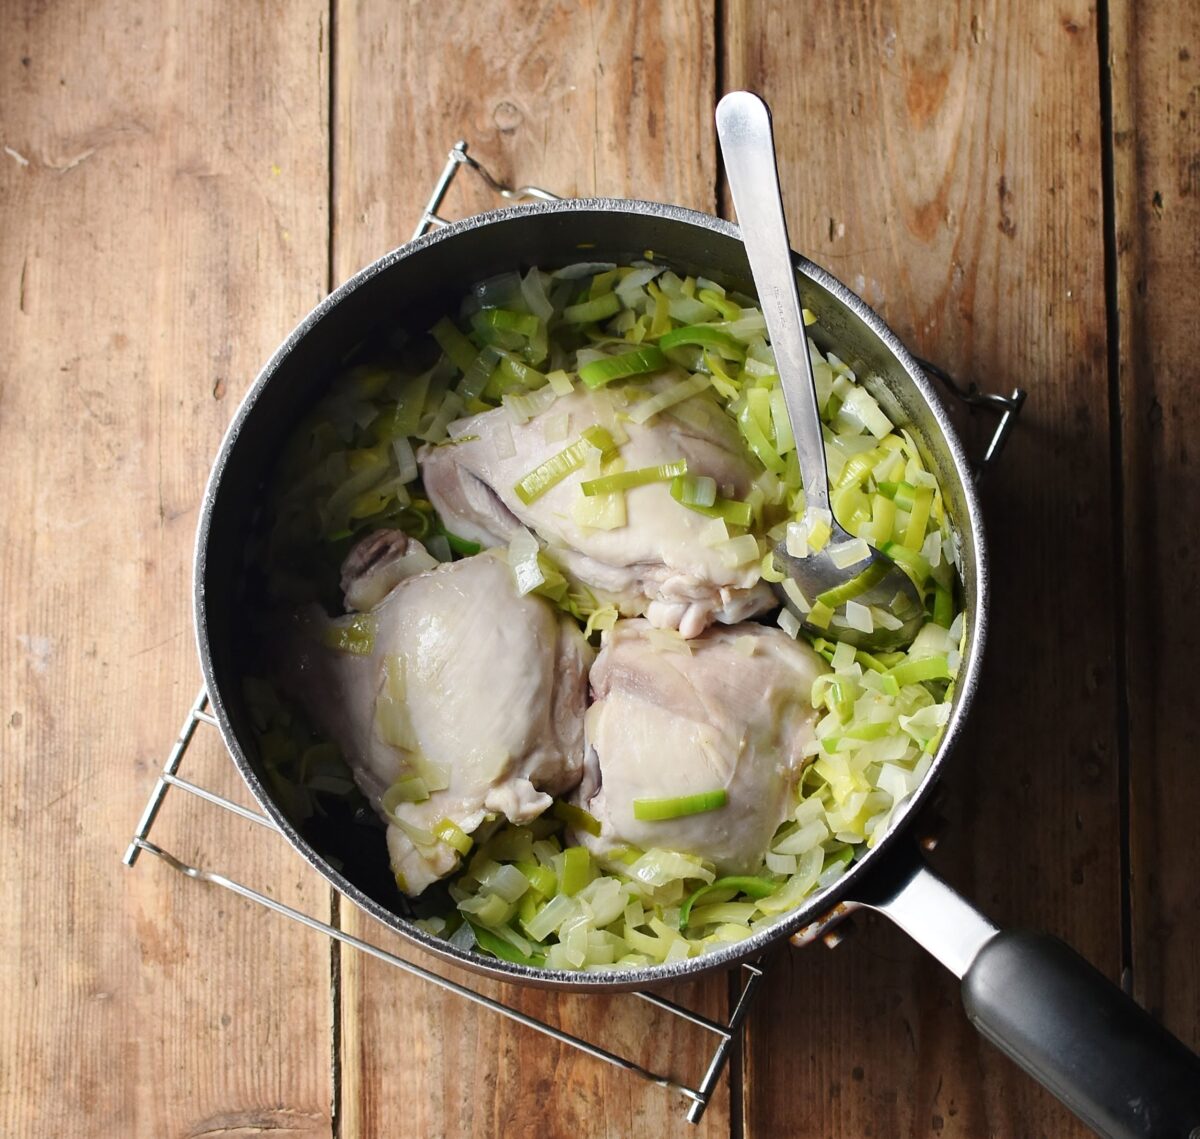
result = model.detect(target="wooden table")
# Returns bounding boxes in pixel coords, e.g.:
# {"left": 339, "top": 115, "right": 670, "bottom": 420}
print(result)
{"left": 3, "top": 2, "right": 1197, "bottom": 1135}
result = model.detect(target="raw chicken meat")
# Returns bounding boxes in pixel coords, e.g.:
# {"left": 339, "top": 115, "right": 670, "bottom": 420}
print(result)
{"left": 575, "top": 618, "right": 826, "bottom": 875}
{"left": 419, "top": 385, "right": 775, "bottom": 637}
{"left": 275, "top": 532, "right": 593, "bottom": 895}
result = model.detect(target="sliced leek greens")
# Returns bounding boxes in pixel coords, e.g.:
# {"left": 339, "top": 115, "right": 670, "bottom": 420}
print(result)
{"left": 249, "top": 258, "right": 966, "bottom": 972}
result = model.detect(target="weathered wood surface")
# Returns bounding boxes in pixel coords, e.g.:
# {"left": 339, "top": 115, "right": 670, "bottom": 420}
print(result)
{"left": 1, "top": 0, "right": 1195, "bottom": 1136}
{"left": 1110, "top": 0, "right": 1200, "bottom": 1053}
{"left": 0, "top": 1, "right": 334, "bottom": 1137}
{"left": 726, "top": 2, "right": 1121, "bottom": 1137}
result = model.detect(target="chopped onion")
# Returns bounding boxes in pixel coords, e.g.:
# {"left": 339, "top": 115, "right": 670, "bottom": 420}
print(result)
{"left": 699, "top": 518, "right": 730, "bottom": 547}
{"left": 717, "top": 534, "right": 761, "bottom": 567}
{"left": 547, "top": 369, "right": 575, "bottom": 396}
{"left": 777, "top": 609, "right": 802, "bottom": 639}
{"left": 785, "top": 520, "right": 809, "bottom": 558}
{"left": 844, "top": 600, "right": 874, "bottom": 633}
{"left": 507, "top": 528, "right": 545, "bottom": 595}
{"left": 828, "top": 537, "right": 870, "bottom": 569}
{"left": 519, "top": 267, "right": 554, "bottom": 320}
{"left": 503, "top": 384, "right": 558, "bottom": 425}
{"left": 781, "top": 577, "right": 812, "bottom": 614}
{"left": 390, "top": 436, "right": 418, "bottom": 484}
{"left": 552, "top": 261, "right": 616, "bottom": 280}
{"left": 774, "top": 818, "right": 829, "bottom": 855}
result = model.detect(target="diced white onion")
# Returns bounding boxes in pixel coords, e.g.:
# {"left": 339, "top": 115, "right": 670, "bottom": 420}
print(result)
{"left": 843, "top": 600, "right": 874, "bottom": 633}
{"left": 839, "top": 386, "right": 893, "bottom": 439}
{"left": 391, "top": 436, "right": 418, "bottom": 484}
{"left": 765, "top": 851, "right": 797, "bottom": 875}
{"left": 870, "top": 606, "right": 904, "bottom": 631}
{"left": 547, "top": 369, "right": 574, "bottom": 396}
{"left": 507, "top": 528, "right": 544, "bottom": 595}
{"left": 519, "top": 267, "right": 554, "bottom": 320}
{"left": 785, "top": 520, "right": 809, "bottom": 557}
{"left": 503, "top": 384, "right": 557, "bottom": 425}
{"left": 774, "top": 818, "right": 829, "bottom": 855}
{"left": 777, "top": 608, "right": 802, "bottom": 639}
{"left": 828, "top": 537, "right": 870, "bottom": 569}
{"left": 781, "top": 577, "right": 811, "bottom": 614}
{"left": 717, "top": 535, "right": 761, "bottom": 567}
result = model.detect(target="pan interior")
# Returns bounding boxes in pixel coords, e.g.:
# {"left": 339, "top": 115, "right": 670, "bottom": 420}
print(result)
{"left": 197, "top": 200, "right": 985, "bottom": 991}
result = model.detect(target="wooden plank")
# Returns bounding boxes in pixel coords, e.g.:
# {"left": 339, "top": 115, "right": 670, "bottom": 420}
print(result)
{"left": 0, "top": 2, "right": 332, "bottom": 1135}
{"left": 724, "top": 2, "right": 1118, "bottom": 1135}
{"left": 1110, "top": 0, "right": 1200, "bottom": 1051}
{"left": 330, "top": 2, "right": 730, "bottom": 1135}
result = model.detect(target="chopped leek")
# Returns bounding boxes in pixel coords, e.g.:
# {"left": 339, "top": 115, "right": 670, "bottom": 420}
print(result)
{"left": 381, "top": 777, "right": 430, "bottom": 811}
{"left": 558, "top": 846, "right": 592, "bottom": 895}
{"left": 513, "top": 426, "right": 618, "bottom": 504}
{"left": 625, "top": 372, "right": 710, "bottom": 425}
{"left": 633, "top": 789, "right": 728, "bottom": 821}
{"left": 669, "top": 478, "right": 753, "bottom": 526}
{"left": 473, "top": 307, "right": 540, "bottom": 340}
{"left": 257, "top": 253, "right": 969, "bottom": 972}
{"left": 578, "top": 346, "right": 666, "bottom": 389}
{"left": 902, "top": 487, "right": 934, "bottom": 550}
{"left": 430, "top": 316, "right": 478, "bottom": 374}
{"left": 815, "top": 560, "right": 889, "bottom": 609}
{"left": 670, "top": 474, "right": 717, "bottom": 508}
{"left": 469, "top": 922, "right": 544, "bottom": 966}
{"left": 564, "top": 292, "right": 622, "bottom": 323}
{"left": 434, "top": 817, "right": 473, "bottom": 855}
{"left": 658, "top": 324, "right": 745, "bottom": 360}
{"left": 552, "top": 800, "right": 602, "bottom": 837}
{"left": 580, "top": 459, "right": 686, "bottom": 496}
{"left": 885, "top": 654, "right": 951, "bottom": 686}
{"left": 679, "top": 876, "right": 775, "bottom": 929}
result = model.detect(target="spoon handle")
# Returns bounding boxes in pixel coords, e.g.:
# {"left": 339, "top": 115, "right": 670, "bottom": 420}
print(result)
{"left": 716, "top": 91, "right": 830, "bottom": 513}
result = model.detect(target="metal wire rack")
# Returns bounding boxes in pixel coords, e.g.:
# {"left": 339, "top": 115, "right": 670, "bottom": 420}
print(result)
{"left": 125, "top": 140, "right": 1025, "bottom": 1125}
{"left": 124, "top": 142, "right": 776, "bottom": 1126}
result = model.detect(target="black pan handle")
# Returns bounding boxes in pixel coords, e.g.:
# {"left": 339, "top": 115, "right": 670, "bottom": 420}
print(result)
{"left": 845, "top": 842, "right": 1200, "bottom": 1138}
{"left": 962, "top": 930, "right": 1200, "bottom": 1138}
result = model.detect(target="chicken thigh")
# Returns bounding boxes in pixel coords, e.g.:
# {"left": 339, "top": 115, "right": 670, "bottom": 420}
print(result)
{"left": 275, "top": 532, "right": 593, "bottom": 895}
{"left": 575, "top": 619, "right": 826, "bottom": 875}
{"left": 419, "top": 385, "right": 775, "bottom": 637}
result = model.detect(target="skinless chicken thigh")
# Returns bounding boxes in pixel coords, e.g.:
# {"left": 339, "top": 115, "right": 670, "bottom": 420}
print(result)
{"left": 274, "top": 532, "right": 592, "bottom": 895}
{"left": 419, "top": 384, "right": 775, "bottom": 638}
{"left": 575, "top": 618, "right": 827, "bottom": 875}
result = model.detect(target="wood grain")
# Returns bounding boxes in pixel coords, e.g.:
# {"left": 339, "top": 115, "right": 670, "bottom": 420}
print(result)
{"left": 725, "top": 2, "right": 1118, "bottom": 1135}
{"left": 1109, "top": 0, "right": 1200, "bottom": 1050}
{"left": 330, "top": 2, "right": 729, "bottom": 1135}
{"left": 0, "top": 1, "right": 333, "bottom": 1135}
{"left": 4, "top": 0, "right": 1195, "bottom": 1135}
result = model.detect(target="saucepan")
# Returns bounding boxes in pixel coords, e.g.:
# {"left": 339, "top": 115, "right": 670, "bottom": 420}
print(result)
{"left": 194, "top": 198, "right": 1200, "bottom": 1138}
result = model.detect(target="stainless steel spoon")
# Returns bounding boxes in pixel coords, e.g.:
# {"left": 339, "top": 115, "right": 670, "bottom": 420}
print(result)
{"left": 715, "top": 90, "right": 924, "bottom": 650}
